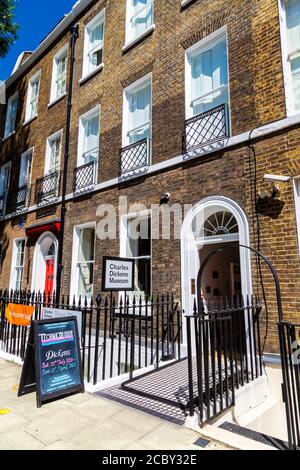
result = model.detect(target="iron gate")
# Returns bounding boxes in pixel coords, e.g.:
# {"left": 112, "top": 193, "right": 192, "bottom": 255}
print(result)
{"left": 186, "top": 296, "right": 263, "bottom": 424}
{"left": 278, "top": 321, "right": 300, "bottom": 450}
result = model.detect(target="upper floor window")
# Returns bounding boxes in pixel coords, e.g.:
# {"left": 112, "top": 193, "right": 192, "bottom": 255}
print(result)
{"left": 78, "top": 106, "right": 100, "bottom": 167}
{"left": 125, "top": 0, "right": 154, "bottom": 45}
{"left": 4, "top": 92, "right": 18, "bottom": 138}
{"left": 82, "top": 10, "right": 105, "bottom": 79}
{"left": 0, "top": 162, "right": 11, "bottom": 214}
{"left": 25, "top": 71, "right": 41, "bottom": 122}
{"left": 123, "top": 75, "right": 152, "bottom": 147}
{"left": 45, "top": 130, "right": 62, "bottom": 174}
{"left": 185, "top": 30, "right": 229, "bottom": 118}
{"left": 19, "top": 149, "right": 33, "bottom": 188}
{"left": 280, "top": 0, "right": 300, "bottom": 114}
{"left": 50, "top": 45, "right": 67, "bottom": 103}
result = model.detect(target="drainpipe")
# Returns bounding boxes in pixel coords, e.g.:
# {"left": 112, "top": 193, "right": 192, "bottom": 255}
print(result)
{"left": 56, "top": 23, "right": 79, "bottom": 302}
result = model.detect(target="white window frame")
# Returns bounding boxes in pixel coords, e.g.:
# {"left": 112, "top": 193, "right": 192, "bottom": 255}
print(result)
{"left": 49, "top": 44, "right": 68, "bottom": 105}
{"left": 279, "top": 0, "right": 300, "bottom": 116}
{"left": 77, "top": 105, "right": 100, "bottom": 169}
{"left": 70, "top": 222, "right": 96, "bottom": 300}
{"left": 120, "top": 210, "right": 152, "bottom": 300}
{"left": 82, "top": 9, "right": 105, "bottom": 81}
{"left": 24, "top": 70, "right": 41, "bottom": 123}
{"left": 45, "top": 129, "right": 63, "bottom": 175}
{"left": 185, "top": 26, "right": 230, "bottom": 120}
{"left": 122, "top": 73, "right": 152, "bottom": 157}
{"left": 4, "top": 92, "right": 18, "bottom": 139}
{"left": 19, "top": 148, "right": 34, "bottom": 188}
{"left": 124, "top": 0, "right": 155, "bottom": 47}
{"left": 9, "top": 238, "right": 26, "bottom": 291}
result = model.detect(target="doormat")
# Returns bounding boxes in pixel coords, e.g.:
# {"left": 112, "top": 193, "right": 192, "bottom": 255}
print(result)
{"left": 97, "top": 386, "right": 186, "bottom": 425}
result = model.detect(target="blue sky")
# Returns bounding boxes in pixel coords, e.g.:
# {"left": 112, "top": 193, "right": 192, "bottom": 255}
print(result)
{"left": 0, "top": 0, "right": 76, "bottom": 81}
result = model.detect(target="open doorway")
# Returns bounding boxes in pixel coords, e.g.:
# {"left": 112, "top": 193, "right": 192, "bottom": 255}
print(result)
{"left": 200, "top": 242, "right": 241, "bottom": 301}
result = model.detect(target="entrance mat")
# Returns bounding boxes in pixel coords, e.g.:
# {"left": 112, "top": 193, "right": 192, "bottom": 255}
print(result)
{"left": 121, "top": 359, "right": 194, "bottom": 409}
{"left": 219, "top": 422, "right": 290, "bottom": 450}
{"left": 97, "top": 386, "right": 187, "bottom": 425}
{"left": 120, "top": 358, "right": 241, "bottom": 410}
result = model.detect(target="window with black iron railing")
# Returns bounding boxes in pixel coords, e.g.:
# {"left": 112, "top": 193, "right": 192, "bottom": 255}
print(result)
{"left": 73, "top": 160, "right": 97, "bottom": 193}
{"left": 119, "top": 138, "right": 150, "bottom": 176}
{"left": 183, "top": 103, "right": 229, "bottom": 153}
{"left": 35, "top": 171, "right": 61, "bottom": 205}
{"left": 9, "top": 185, "right": 31, "bottom": 213}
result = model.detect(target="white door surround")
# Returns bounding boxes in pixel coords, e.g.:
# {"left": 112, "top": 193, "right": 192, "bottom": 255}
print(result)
{"left": 180, "top": 196, "right": 252, "bottom": 344}
{"left": 31, "top": 231, "right": 58, "bottom": 293}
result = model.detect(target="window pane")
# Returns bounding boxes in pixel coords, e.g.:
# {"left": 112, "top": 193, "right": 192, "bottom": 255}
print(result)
{"left": 89, "top": 22, "right": 103, "bottom": 50}
{"left": 131, "top": 0, "right": 153, "bottom": 39}
{"left": 191, "top": 38, "right": 228, "bottom": 115}
{"left": 78, "top": 263, "right": 94, "bottom": 297}
{"left": 78, "top": 228, "right": 95, "bottom": 263}
{"left": 127, "top": 82, "right": 151, "bottom": 143}
{"left": 19, "top": 152, "right": 33, "bottom": 187}
{"left": 291, "top": 55, "right": 300, "bottom": 110}
{"left": 135, "top": 258, "right": 151, "bottom": 296}
{"left": 0, "top": 165, "right": 10, "bottom": 195}
{"left": 5, "top": 96, "right": 18, "bottom": 136}
{"left": 49, "top": 138, "right": 61, "bottom": 172}
{"left": 84, "top": 115, "right": 99, "bottom": 157}
{"left": 286, "top": 0, "right": 300, "bottom": 53}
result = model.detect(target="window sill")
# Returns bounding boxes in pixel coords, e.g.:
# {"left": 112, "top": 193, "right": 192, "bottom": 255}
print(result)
{"left": 122, "top": 25, "right": 155, "bottom": 53}
{"left": 47, "top": 92, "right": 67, "bottom": 109}
{"left": 23, "top": 115, "right": 38, "bottom": 127}
{"left": 2, "top": 131, "right": 15, "bottom": 142}
{"left": 80, "top": 64, "right": 104, "bottom": 86}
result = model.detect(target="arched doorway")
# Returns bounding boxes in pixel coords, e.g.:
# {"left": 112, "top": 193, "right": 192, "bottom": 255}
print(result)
{"left": 181, "top": 196, "right": 252, "bottom": 343}
{"left": 31, "top": 232, "right": 58, "bottom": 295}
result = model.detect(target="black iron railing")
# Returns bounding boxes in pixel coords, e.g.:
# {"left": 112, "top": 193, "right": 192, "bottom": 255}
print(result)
{"left": 9, "top": 185, "right": 31, "bottom": 212}
{"left": 0, "top": 290, "right": 182, "bottom": 386}
{"left": 183, "top": 104, "right": 229, "bottom": 153}
{"left": 35, "top": 172, "right": 60, "bottom": 204}
{"left": 279, "top": 321, "right": 300, "bottom": 450}
{"left": 73, "top": 161, "right": 97, "bottom": 193}
{"left": 119, "top": 138, "right": 150, "bottom": 175}
{"left": 186, "top": 296, "right": 263, "bottom": 424}
{"left": 0, "top": 194, "right": 7, "bottom": 216}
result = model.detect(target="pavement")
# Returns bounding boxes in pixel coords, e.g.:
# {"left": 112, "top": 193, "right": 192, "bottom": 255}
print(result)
{"left": 0, "top": 359, "right": 231, "bottom": 451}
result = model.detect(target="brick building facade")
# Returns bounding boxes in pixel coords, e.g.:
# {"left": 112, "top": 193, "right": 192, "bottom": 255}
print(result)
{"left": 0, "top": 0, "right": 300, "bottom": 353}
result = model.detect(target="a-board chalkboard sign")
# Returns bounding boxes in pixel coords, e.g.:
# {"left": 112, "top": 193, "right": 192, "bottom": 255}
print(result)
{"left": 18, "top": 317, "right": 84, "bottom": 408}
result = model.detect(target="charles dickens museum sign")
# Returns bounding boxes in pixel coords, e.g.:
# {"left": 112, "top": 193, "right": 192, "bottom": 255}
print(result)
{"left": 102, "top": 257, "right": 134, "bottom": 292}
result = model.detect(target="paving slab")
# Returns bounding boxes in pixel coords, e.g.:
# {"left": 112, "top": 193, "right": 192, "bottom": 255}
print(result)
{"left": 137, "top": 421, "right": 200, "bottom": 450}
{"left": 0, "top": 430, "right": 45, "bottom": 450}
{"left": 67, "top": 418, "right": 145, "bottom": 450}
{"left": 21, "top": 409, "right": 95, "bottom": 446}
{"left": 72, "top": 396, "right": 123, "bottom": 421}
{"left": 0, "top": 411, "right": 29, "bottom": 433}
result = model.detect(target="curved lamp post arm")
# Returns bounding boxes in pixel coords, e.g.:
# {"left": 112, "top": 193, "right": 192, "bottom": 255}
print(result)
{"left": 196, "top": 243, "right": 283, "bottom": 322}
